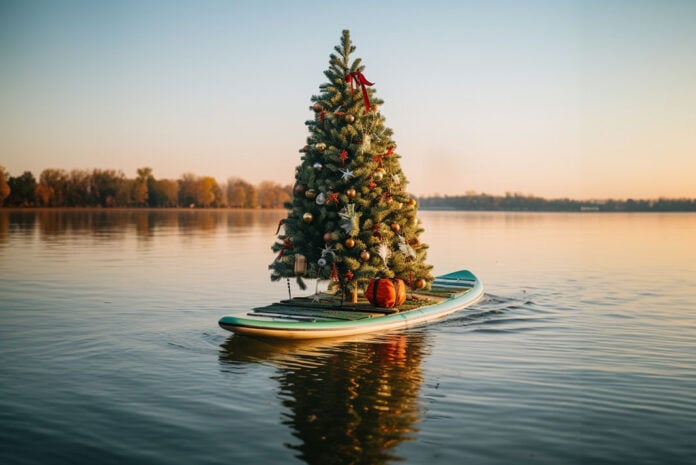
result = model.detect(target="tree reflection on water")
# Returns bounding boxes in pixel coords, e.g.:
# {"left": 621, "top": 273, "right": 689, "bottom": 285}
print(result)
{"left": 0, "top": 209, "right": 284, "bottom": 242}
{"left": 220, "top": 332, "right": 430, "bottom": 465}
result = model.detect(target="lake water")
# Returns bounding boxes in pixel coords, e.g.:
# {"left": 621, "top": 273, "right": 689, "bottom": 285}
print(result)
{"left": 1, "top": 209, "right": 695, "bottom": 465}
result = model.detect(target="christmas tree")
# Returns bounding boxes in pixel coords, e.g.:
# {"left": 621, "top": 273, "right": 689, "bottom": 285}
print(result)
{"left": 270, "top": 30, "right": 433, "bottom": 302}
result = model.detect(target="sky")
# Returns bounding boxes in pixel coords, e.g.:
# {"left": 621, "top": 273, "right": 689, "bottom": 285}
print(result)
{"left": 1, "top": 0, "right": 695, "bottom": 199}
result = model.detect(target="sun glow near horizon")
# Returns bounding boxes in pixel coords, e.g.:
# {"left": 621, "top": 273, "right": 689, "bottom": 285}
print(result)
{"left": 1, "top": 0, "right": 695, "bottom": 200}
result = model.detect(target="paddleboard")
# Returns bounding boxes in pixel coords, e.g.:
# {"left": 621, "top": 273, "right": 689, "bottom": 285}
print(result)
{"left": 218, "top": 269, "right": 484, "bottom": 339}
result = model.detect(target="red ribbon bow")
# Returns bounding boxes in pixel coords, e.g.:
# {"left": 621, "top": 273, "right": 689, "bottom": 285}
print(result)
{"left": 347, "top": 71, "right": 374, "bottom": 112}
{"left": 277, "top": 237, "right": 293, "bottom": 259}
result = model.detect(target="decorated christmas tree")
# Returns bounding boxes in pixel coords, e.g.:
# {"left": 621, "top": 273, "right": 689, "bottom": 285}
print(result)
{"left": 270, "top": 30, "right": 433, "bottom": 303}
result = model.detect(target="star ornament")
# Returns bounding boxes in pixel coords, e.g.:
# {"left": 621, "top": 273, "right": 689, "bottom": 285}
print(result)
{"left": 320, "top": 244, "right": 336, "bottom": 259}
{"left": 339, "top": 168, "right": 355, "bottom": 181}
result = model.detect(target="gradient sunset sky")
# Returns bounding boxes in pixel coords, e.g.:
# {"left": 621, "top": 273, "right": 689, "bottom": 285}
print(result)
{"left": 1, "top": 0, "right": 695, "bottom": 199}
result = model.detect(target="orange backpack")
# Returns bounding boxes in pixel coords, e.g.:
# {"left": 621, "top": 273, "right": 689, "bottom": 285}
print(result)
{"left": 365, "top": 278, "right": 407, "bottom": 308}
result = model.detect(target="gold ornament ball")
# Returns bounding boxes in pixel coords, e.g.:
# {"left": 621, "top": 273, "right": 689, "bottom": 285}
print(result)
{"left": 391, "top": 223, "right": 401, "bottom": 233}
{"left": 305, "top": 189, "right": 316, "bottom": 200}
{"left": 359, "top": 250, "right": 370, "bottom": 262}
{"left": 346, "top": 187, "right": 357, "bottom": 199}
{"left": 373, "top": 170, "right": 384, "bottom": 181}
{"left": 344, "top": 237, "right": 355, "bottom": 249}
{"left": 344, "top": 114, "right": 355, "bottom": 124}
{"left": 315, "top": 142, "right": 327, "bottom": 152}
{"left": 303, "top": 212, "right": 314, "bottom": 223}
{"left": 312, "top": 103, "right": 323, "bottom": 112}
{"left": 323, "top": 232, "right": 335, "bottom": 243}
{"left": 409, "top": 198, "right": 417, "bottom": 207}
{"left": 414, "top": 278, "right": 427, "bottom": 289}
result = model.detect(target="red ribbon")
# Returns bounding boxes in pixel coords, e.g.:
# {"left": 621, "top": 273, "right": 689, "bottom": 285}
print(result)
{"left": 347, "top": 71, "right": 374, "bottom": 112}
{"left": 319, "top": 111, "right": 325, "bottom": 124}
{"left": 277, "top": 237, "right": 293, "bottom": 259}
{"left": 275, "top": 219, "right": 285, "bottom": 235}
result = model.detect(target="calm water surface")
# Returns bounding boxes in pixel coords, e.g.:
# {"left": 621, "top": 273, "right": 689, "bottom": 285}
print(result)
{"left": 1, "top": 210, "right": 695, "bottom": 465}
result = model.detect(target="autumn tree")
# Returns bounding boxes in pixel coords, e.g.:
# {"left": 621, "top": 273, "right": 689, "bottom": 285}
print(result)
{"left": 178, "top": 173, "right": 221, "bottom": 208}
{"left": 227, "top": 177, "right": 258, "bottom": 208}
{"left": 153, "top": 179, "right": 179, "bottom": 207}
{"left": 0, "top": 166, "right": 11, "bottom": 206}
{"left": 257, "top": 181, "right": 292, "bottom": 209}
{"left": 7, "top": 171, "right": 36, "bottom": 206}
{"left": 134, "top": 167, "right": 152, "bottom": 206}
{"left": 35, "top": 169, "right": 69, "bottom": 206}
{"left": 196, "top": 176, "right": 221, "bottom": 208}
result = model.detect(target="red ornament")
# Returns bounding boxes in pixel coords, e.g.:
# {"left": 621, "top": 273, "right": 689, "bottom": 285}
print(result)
{"left": 344, "top": 270, "right": 354, "bottom": 281}
{"left": 340, "top": 149, "right": 349, "bottom": 166}
{"left": 365, "top": 278, "right": 406, "bottom": 308}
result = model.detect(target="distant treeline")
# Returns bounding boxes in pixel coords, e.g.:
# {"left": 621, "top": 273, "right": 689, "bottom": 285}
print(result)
{"left": 0, "top": 166, "right": 291, "bottom": 209}
{"left": 418, "top": 192, "right": 696, "bottom": 212}
{"left": 2, "top": 166, "right": 694, "bottom": 211}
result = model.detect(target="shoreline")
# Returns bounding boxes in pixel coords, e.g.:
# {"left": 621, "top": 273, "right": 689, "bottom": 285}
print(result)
{"left": 2, "top": 207, "right": 695, "bottom": 213}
